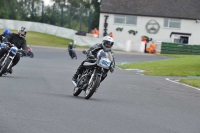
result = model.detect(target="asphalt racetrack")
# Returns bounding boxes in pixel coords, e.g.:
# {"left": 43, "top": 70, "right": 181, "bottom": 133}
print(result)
{"left": 0, "top": 47, "right": 200, "bottom": 133}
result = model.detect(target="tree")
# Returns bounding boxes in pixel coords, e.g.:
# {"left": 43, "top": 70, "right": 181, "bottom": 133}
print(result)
{"left": 14, "top": 0, "right": 43, "bottom": 21}
{"left": 51, "top": 0, "right": 90, "bottom": 8}
{"left": 0, "top": 0, "right": 11, "bottom": 19}
{"left": 0, "top": 0, "right": 94, "bottom": 32}
{"left": 51, "top": 0, "right": 67, "bottom": 5}
{"left": 91, "top": 0, "right": 100, "bottom": 29}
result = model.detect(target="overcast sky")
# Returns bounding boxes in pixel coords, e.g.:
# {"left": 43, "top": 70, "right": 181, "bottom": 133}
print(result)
{"left": 43, "top": 0, "right": 53, "bottom": 6}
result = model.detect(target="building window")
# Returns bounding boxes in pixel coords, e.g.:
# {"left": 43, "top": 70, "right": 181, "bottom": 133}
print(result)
{"left": 170, "top": 32, "right": 191, "bottom": 44}
{"left": 114, "top": 15, "right": 137, "bottom": 25}
{"left": 114, "top": 15, "right": 125, "bottom": 24}
{"left": 164, "top": 18, "right": 181, "bottom": 28}
{"left": 173, "top": 37, "right": 189, "bottom": 44}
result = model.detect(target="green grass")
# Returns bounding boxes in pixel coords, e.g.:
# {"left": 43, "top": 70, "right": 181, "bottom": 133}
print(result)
{"left": 0, "top": 29, "right": 90, "bottom": 49}
{"left": 118, "top": 54, "right": 200, "bottom": 88}
{"left": 180, "top": 79, "right": 200, "bottom": 88}
{"left": 27, "top": 31, "right": 73, "bottom": 48}
{"left": 118, "top": 54, "right": 200, "bottom": 76}
{"left": 2, "top": 29, "right": 200, "bottom": 87}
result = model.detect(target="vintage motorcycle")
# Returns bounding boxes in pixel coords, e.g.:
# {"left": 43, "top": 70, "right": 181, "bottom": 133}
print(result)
{"left": 72, "top": 49, "right": 114, "bottom": 99}
{"left": 0, "top": 43, "right": 18, "bottom": 76}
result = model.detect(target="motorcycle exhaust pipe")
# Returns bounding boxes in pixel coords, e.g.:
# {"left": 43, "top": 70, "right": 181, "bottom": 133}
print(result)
{"left": 72, "top": 81, "right": 77, "bottom": 86}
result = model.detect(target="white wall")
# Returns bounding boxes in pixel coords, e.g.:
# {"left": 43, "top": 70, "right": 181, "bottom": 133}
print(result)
{"left": 0, "top": 19, "right": 76, "bottom": 39}
{"left": 99, "top": 13, "right": 200, "bottom": 52}
{"left": 0, "top": 19, "right": 140, "bottom": 52}
{"left": 4, "top": 18, "right": 193, "bottom": 53}
{"left": 1, "top": 17, "right": 199, "bottom": 53}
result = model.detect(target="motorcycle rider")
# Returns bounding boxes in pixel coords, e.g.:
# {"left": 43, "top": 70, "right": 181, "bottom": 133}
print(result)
{"left": 68, "top": 42, "right": 74, "bottom": 58}
{"left": 0, "top": 29, "right": 11, "bottom": 43}
{"left": 0, "top": 26, "right": 27, "bottom": 74}
{"left": 72, "top": 35, "right": 115, "bottom": 83}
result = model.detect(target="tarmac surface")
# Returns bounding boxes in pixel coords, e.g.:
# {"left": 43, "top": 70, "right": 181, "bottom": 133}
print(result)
{"left": 0, "top": 47, "right": 200, "bottom": 133}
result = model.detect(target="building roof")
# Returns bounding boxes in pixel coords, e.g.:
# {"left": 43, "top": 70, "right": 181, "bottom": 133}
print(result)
{"left": 100, "top": 0, "right": 200, "bottom": 20}
{"left": 170, "top": 32, "right": 192, "bottom": 37}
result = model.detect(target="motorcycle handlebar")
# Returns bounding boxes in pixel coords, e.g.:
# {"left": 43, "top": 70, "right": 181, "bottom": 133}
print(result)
{"left": 4, "top": 42, "right": 15, "bottom": 47}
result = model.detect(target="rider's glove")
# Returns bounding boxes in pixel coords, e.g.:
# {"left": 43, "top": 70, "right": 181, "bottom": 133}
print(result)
{"left": 10, "top": 44, "right": 15, "bottom": 47}
{"left": 87, "top": 51, "right": 92, "bottom": 56}
{"left": 110, "top": 60, "right": 115, "bottom": 73}
{"left": 87, "top": 51, "right": 95, "bottom": 59}
{"left": 4, "top": 42, "right": 15, "bottom": 48}
{"left": 110, "top": 67, "right": 114, "bottom": 73}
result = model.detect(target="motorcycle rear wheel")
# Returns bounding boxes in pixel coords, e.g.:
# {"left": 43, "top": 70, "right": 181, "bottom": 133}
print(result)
{"left": 73, "top": 86, "right": 82, "bottom": 96}
{"left": 73, "top": 52, "right": 77, "bottom": 59}
{"left": 28, "top": 52, "right": 34, "bottom": 58}
{"left": 73, "top": 75, "right": 85, "bottom": 96}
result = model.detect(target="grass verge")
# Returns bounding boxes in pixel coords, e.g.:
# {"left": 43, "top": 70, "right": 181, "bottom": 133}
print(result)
{"left": 118, "top": 54, "right": 200, "bottom": 76}
{"left": 118, "top": 54, "right": 200, "bottom": 88}
{"left": 3, "top": 29, "right": 199, "bottom": 88}
{"left": 180, "top": 79, "right": 200, "bottom": 88}
{"left": 0, "top": 29, "right": 90, "bottom": 49}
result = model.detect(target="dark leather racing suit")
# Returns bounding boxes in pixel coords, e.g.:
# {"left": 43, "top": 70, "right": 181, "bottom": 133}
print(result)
{"left": 0, "top": 33, "right": 27, "bottom": 67}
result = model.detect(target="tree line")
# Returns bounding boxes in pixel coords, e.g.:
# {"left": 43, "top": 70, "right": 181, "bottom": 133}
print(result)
{"left": 0, "top": 0, "right": 100, "bottom": 32}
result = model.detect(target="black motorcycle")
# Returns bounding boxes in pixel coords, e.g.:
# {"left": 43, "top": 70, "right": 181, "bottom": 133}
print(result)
{"left": 72, "top": 49, "right": 114, "bottom": 99}
{"left": 0, "top": 43, "right": 18, "bottom": 76}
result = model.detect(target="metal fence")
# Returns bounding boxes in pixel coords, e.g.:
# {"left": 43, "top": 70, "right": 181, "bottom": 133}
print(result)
{"left": 161, "top": 42, "right": 200, "bottom": 55}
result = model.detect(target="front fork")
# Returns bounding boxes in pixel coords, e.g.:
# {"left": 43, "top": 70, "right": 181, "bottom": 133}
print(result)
{"left": 88, "top": 68, "right": 103, "bottom": 85}
{"left": 88, "top": 69, "right": 96, "bottom": 84}
{"left": 0, "top": 53, "right": 9, "bottom": 67}
{"left": 7, "top": 55, "right": 15, "bottom": 70}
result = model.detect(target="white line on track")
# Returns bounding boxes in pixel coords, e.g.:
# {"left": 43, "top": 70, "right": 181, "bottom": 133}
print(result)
{"left": 165, "top": 78, "right": 200, "bottom": 91}
{"left": 116, "top": 66, "right": 123, "bottom": 70}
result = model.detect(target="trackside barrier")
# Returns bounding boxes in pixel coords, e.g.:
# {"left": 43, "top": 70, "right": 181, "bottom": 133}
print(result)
{"left": 161, "top": 42, "right": 200, "bottom": 55}
{"left": 0, "top": 19, "right": 150, "bottom": 53}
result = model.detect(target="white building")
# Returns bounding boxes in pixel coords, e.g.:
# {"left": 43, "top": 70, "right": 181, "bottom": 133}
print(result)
{"left": 99, "top": 0, "right": 200, "bottom": 52}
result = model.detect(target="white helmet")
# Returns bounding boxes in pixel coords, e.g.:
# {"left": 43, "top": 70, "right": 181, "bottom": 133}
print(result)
{"left": 102, "top": 35, "right": 114, "bottom": 52}
{"left": 18, "top": 26, "right": 27, "bottom": 38}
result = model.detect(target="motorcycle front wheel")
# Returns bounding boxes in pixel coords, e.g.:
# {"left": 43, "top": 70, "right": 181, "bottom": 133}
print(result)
{"left": 85, "top": 75, "right": 101, "bottom": 99}
{"left": 0, "top": 58, "right": 12, "bottom": 76}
